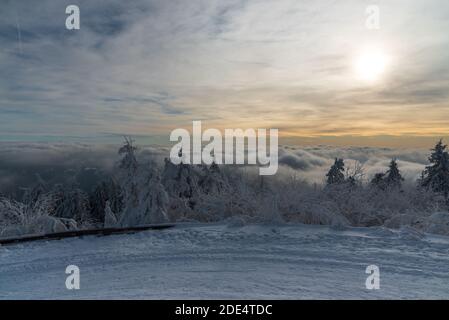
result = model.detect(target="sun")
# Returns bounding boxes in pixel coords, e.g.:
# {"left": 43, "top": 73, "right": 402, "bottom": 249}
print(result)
{"left": 354, "top": 48, "right": 390, "bottom": 82}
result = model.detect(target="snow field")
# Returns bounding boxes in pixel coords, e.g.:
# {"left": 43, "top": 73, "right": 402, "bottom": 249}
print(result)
{"left": 1, "top": 222, "right": 448, "bottom": 299}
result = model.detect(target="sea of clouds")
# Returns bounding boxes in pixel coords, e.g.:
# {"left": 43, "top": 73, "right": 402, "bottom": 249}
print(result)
{"left": 0, "top": 142, "right": 430, "bottom": 196}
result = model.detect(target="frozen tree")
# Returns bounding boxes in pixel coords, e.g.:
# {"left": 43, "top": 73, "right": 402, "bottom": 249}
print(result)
{"left": 198, "top": 162, "right": 230, "bottom": 195}
{"left": 0, "top": 198, "right": 24, "bottom": 227}
{"left": 104, "top": 200, "right": 118, "bottom": 227}
{"left": 51, "top": 184, "right": 90, "bottom": 223}
{"left": 420, "top": 140, "right": 449, "bottom": 199}
{"left": 89, "top": 179, "right": 122, "bottom": 224}
{"left": 326, "top": 158, "right": 345, "bottom": 185}
{"left": 345, "top": 161, "right": 365, "bottom": 186}
{"left": 370, "top": 173, "right": 386, "bottom": 190}
{"left": 116, "top": 138, "right": 169, "bottom": 226}
{"left": 161, "top": 158, "right": 201, "bottom": 220}
{"left": 139, "top": 171, "right": 170, "bottom": 224}
{"left": 116, "top": 138, "right": 140, "bottom": 221}
{"left": 119, "top": 166, "right": 169, "bottom": 227}
{"left": 118, "top": 136, "right": 138, "bottom": 172}
{"left": 384, "top": 159, "right": 404, "bottom": 189}
{"left": 162, "top": 158, "right": 201, "bottom": 204}
{"left": 371, "top": 159, "right": 403, "bottom": 190}
{"left": 21, "top": 174, "right": 48, "bottom": 205}
{"left": 0, "top": 194, "right": 76, "bottom": 237}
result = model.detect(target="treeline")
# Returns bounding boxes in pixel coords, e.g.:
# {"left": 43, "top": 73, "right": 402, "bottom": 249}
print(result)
{"left": 325, "top": 140, "right": 449, "bottom": 200}
{"left": 1, "top": 139, "right": 449, "bottom": 237}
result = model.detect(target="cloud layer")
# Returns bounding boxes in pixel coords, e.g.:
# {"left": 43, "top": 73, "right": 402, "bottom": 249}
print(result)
{"left": 0, "top": 141, "right": 431, "bottom": 196}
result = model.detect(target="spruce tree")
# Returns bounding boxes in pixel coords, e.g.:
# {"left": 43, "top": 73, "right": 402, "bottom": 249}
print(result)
{"left": 421, "top": 140, "right": 449, "bottom": 199}
{"left": 370, "top": 173, "right": 386, "bottom": 190}
{"left": 89, "top": 179, "right": 122, "bottom": 223}
{"left": 384, "top": 159, "right": 404, "bottom": 189}
{"left": 326, "top": 158, "right": 345, "bottom": 185}
{"left": 118, "top": 137, "right": 138, "bottom": 171}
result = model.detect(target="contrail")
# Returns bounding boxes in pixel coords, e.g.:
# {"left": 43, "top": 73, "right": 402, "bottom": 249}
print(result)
{"left": 15, "top": 9, "right": 23, "bottom": 55}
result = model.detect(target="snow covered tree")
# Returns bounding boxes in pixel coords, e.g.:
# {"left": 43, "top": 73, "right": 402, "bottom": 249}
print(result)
{"left": 420, "top": 140, "right": 449, "bottom": 199}
{"left": 118, "top": 166, "right": 169, "bottom": 227}
{"left": 21, "top": 174, "right": 48, "bottom": 205}
{"left": 384, "top": 159, "right": 404, "bottom": 189}
{"left": 116, "top": 137, "right": 140, "bottom": 222}
{"left": 51, "top": 184, "right": 90, "bottom": 223}
{"left": 345, "top": 161, "right": 365, "bottom": 187}
{"left": 0, "top": 197, "right": 23, "bottom": 227}
{"left": 162, "top": 158, "right": 200, "bottom": 204}
{"left": 198, "top": 161, "right": 230, "bottom": 195}
{"left": 371, "top": 159, "right": 403, "bottom": 190}
{"left": 89, "top": 179, "right": 122, "bottom": 224}
{"left": 0, "top": 194, "right": 76, "bottom": 237}
{"left": 370, "top": 173, "right": 386, "bottom": 190}
{"left": 104, "top": 200, "right": 118, "bottom": 227}
{"left": 118, "top": 136, "right": 138, "bottom": 172}
{"left": 161, "top": 149, "right": 205, "bottom": 220}
{"left": 115, "top": 138, "right": 169, "bottom": 226}
{"left": 326, "top": 158, "right": 345, "bottom": 185}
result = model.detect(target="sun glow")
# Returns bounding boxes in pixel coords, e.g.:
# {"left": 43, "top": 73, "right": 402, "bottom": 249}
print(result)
{"left": 355, "top": 48, "right": 390, "bottom": 82}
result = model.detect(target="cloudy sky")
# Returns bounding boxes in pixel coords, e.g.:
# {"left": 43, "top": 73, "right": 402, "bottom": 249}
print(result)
{"left": 1, "top": 0, "right": 449, "bottom": 146}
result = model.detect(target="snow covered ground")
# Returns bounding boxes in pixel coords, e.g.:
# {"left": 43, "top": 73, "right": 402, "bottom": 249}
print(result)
{"left": 1, "top": 222, "right": 449, "bottom": 299}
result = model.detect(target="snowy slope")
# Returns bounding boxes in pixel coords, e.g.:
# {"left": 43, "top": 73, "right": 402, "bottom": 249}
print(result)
{"left": 1, "top": 222, "right": 448, "bottom": 299}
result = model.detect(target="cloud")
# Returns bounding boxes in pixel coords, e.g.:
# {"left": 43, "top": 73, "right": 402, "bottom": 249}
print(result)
{"left": 278, "top": 144, "right": 428, "bottom": 183}
{"left": 0, "top": 140, "right": 174, "bottom": 195}
{"left": 1, "top": 0, "right": 449, "bottom": 140}
{"left": 0, "top": 141, "right": 433, "bottom": 197}
{"left": 0, "top": 142, "right": 118, "bottom": 195}
{"left": 278, "top": 148, "right": 327, "bottom": 170}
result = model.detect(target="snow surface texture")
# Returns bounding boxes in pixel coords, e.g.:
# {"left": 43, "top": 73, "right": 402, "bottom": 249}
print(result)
{"left": 1, "top": 222, "right": 448, "bottom": 299}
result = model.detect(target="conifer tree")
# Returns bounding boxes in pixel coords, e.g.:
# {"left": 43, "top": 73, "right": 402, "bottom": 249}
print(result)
{"left": 421, "top": 140, "right": 449, "bottom": 199}
{"left": 370, "top": 173, "right": 386, "bottom": 190}
{"left": 384, "top": 159, "right": 404, "bottom": 189}
{"left": 326, "top": 158, "right": 345, "bottom": 185}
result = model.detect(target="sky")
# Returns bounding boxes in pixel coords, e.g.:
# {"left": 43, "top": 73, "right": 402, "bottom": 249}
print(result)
{"left": 1, "top": 0, "right": 449, "bottom": 146}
